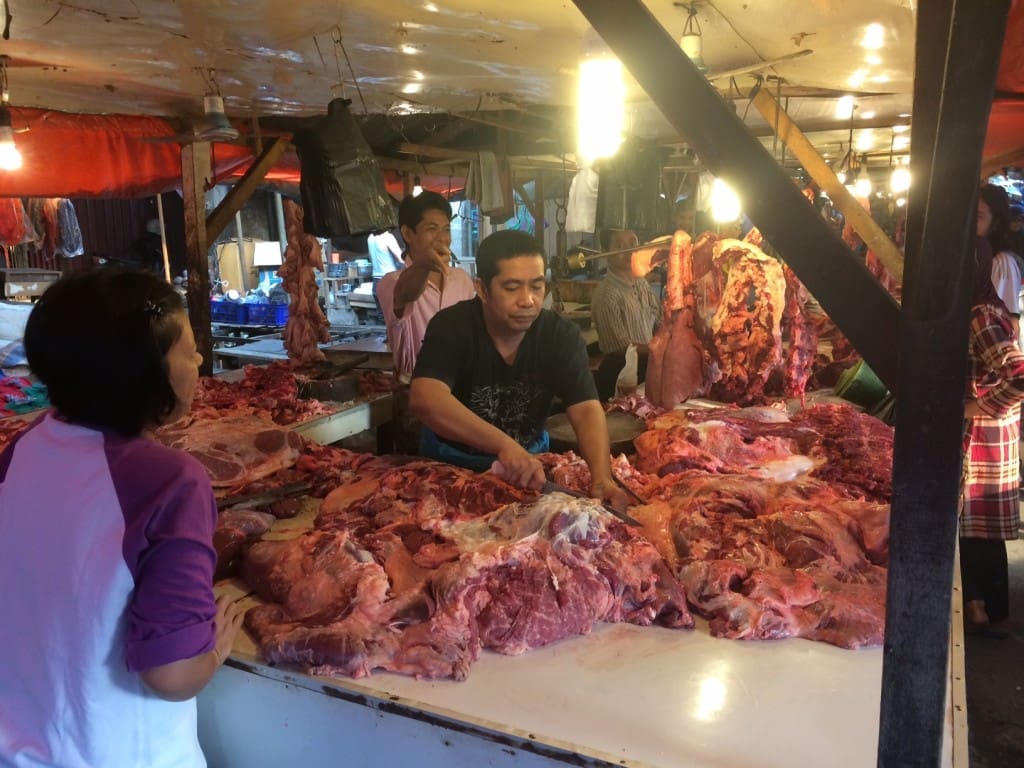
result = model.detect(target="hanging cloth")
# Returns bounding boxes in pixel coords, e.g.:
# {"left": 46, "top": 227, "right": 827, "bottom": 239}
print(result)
{"left": 565, "top": 167, "right": 599, "bottom": 233}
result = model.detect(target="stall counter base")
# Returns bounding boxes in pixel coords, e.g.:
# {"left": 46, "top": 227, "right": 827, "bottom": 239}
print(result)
{"left": 198, "top": 614, "right": 959, "bottom": 768}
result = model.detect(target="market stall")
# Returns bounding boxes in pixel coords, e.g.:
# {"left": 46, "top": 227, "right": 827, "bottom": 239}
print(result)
{"left": 196, "top": 494, "right": 967, "bottom": 768}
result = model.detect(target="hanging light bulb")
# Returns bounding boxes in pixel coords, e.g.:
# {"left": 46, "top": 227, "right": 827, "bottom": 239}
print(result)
{"left": 711, "top": 178, "right": 741, "bottom": 223}
{"left": 0, "top": 106, "right": 22, "bottom": 171}
{"left": 0, "top": 59, "right": 21, "bottom": 172}
{"left": 577, "top": 29, "right": 625, "bottom": 162}
{"left": 854, "top": 174, "right": 872, "bottom": 198}
{"left": 890, "top": 166, "right": 911, "bottom": 194}
{"left": 412, "top": 175, "right": 423, "bottom": 197}
{"left": 679, "top": 4, "right": 707, "bottom": 73}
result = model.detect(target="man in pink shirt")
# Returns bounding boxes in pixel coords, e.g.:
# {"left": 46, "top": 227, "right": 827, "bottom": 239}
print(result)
{"left": 377, "top": 191, "right": 476, "bottom": 452}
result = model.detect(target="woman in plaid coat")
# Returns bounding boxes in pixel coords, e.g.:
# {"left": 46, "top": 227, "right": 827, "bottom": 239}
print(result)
{"left": 962, "top": 234, "right": 1024, "bottom": 637}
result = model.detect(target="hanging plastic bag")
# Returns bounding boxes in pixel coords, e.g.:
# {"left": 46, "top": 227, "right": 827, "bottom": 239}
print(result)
{"left": 615, "top": 344, "right": 639, "bottom": 396}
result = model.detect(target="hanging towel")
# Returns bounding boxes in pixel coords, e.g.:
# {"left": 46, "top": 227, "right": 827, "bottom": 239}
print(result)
{"left": 466, "top": 151, "right": 509, "bottom": 216}
{"left": 565, "top": 167, "right": 599, "bottom": 233}
{"left": 57, "top": 198, "right": 84, "bottom": 258}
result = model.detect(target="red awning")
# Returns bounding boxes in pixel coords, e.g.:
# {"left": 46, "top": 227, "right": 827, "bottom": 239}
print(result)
{"left": 0, "top": 108, "right": 257, "bottom": 198}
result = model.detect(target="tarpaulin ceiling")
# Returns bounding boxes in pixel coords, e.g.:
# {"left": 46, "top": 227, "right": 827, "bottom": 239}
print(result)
{"left": 0, "top": 1, "right": 1023, "bottom": 197}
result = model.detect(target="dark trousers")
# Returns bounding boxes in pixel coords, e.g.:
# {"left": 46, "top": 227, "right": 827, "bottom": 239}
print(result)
{"left": 960, "top": 537, "right": 1010, "bottom": 623}
{"left": 593, "top": 351, "right": 648, "bottom": 402}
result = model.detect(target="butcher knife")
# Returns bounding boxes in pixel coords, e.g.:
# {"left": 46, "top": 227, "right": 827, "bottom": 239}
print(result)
{"left": 540, "top": 481, "right": 642, "bottom": 526}
{"left": 216, "top": 480, "right": 312, "bottom": 510}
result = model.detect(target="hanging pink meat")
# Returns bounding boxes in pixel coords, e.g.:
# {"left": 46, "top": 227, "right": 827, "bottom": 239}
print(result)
{"left": 645, "top": 230, "right": 709, "bottom": 408}
{"left": 278, "top": 200, "right": 331, "bottom": 365}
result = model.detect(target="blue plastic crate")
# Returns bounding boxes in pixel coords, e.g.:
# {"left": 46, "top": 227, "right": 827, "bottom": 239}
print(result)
{"left": 247, "top": 303, "right": 288, "bottom": 325}
{"left": 210, "top": 300, "right": 247, "bottom": 324}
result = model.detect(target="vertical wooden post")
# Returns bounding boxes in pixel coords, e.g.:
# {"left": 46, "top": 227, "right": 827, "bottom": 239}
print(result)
{"left": 879, "top": 1, "right": 1010, "bottom": 764}
{"left": 182, "top": 142, "right": 213, "bottom": 376}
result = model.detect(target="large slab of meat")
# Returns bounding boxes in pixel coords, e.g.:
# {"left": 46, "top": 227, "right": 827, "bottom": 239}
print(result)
{"left": 241, "top": 462, "right": 692, "bottom": 680}
{"left": 156, "top": 415, "right": 303, "bottom": 488}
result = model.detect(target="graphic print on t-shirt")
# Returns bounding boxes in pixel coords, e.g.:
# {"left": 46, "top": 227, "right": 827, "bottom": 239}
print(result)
{"left": 469, "top": 382, "right": 545, "bottom": 445}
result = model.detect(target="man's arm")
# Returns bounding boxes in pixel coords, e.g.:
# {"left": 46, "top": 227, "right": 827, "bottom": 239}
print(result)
{"left": 565, "top": 399, "right": 630, "bottom": 509}
{"left": 409, "top": 377, "right": 545, "bottom": 489}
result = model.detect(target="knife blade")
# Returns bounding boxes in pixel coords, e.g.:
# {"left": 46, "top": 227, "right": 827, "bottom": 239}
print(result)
{"left": 216, "top": 480, "right": 312, "bottom": 510}
{"left": 540, "top": 481, "right": 643, "bottom": 526}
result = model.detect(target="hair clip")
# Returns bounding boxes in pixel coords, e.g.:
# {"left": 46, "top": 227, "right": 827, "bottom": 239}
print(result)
{"left": 142, "top": 300, "right": 164, "bottom": 318}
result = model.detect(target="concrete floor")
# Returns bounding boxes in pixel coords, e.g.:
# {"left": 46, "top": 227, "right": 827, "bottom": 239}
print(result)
{"left": 964, "top": 536, "right": 1024, "bottom": 767}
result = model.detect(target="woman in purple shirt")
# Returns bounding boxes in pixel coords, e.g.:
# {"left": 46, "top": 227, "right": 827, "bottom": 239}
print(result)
{"left": 0, "top": 269, "right": 243, "bottom": 767}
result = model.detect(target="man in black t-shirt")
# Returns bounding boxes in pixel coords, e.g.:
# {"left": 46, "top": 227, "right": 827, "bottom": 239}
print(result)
{"left": 410, "top": 230, "right": 629, "bottom": 509}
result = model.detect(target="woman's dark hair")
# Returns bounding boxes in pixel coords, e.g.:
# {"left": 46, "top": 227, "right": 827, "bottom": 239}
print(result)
{"left": 979, "top": 184, "right": 1013, "bottom": 255}
{"left": 25, "top": 268, "right": 186, "bottom": 436}
{"left": 476, "top": 230, "right": 546, "bottom": 288}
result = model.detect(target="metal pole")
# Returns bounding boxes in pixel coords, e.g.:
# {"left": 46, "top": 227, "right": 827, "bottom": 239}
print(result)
{"left": 155, "top": 192, "right": 172, "bottom": 283}
{"left": 234, "top": 210, "right": 247, "bottom": 292}
{"left": 274, "top": 191, "right": 287, "bottom": 258}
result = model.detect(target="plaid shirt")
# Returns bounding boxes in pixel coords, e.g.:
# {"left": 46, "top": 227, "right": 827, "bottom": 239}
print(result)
{"left": 962, "top": 302, "right": 1024, "bottom": 539}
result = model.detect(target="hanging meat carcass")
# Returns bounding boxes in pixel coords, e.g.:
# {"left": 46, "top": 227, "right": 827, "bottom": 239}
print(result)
{"left": 279, "top": 200, "right": 331, "bottom": 365}
{"left": 644, "top": 230, "right": 713, "bottom": 408}
{"left": 781, "top": 264, "right": 818, "bottom": 403}
{"left": 708, "top": 238, "right": 786, "bottom": 404}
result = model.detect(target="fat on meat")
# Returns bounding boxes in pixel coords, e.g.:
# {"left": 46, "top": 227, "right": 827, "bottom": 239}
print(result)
{"left": 155, "top": 415, "right": 303, "bottom": 488}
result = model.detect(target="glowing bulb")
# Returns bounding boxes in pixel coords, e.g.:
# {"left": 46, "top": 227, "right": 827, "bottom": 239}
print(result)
{"left": 836, "top": 169, "right": 847, "bottom": 184}
{"left": 892, "top": 124, "right": 910, "bottom": 133}
{"left": 835, "top": 95, "right": 854, "bottom": 120}
{"left": 0, "top": 127, "right": 22, "bottom": 171}
{"left": 893, "top": 135, "right": 910, "bottom": 151}
{"left": 855, "top": 131, "right": 874, "bottom": 152}
{"left": 862, "top": 23, "right": 885, "bottom": 49}
{"left": 400, "top": 44, "right": 419, "bottom": 55}
{"left": 848, "top": 69, "right": 867, "bottom": 88}
{"left": 860, "top": 110, "right": 876, "bottom": 119}
{"left": 423, "top": 2, "right": 439, "bottom": 12}
{"left": 855, "top": 176, "right": 872, "bottom": 197}
{"left": 711, "top": 178, "right": 741, "bottom": 223}
{"left": 402, "top": 83, "right": 422, "bottom": 94}
{"left": 890, "top": 167, "right": 911, "bottom": 194}
{"left": 577, "top": 57, "right": 625, "bottom": 162}
{"left": 412, "top": 175, "right": 423, "bottom": 197}
{"left": 896, "top": 197, "right": 906, "bottom": 207}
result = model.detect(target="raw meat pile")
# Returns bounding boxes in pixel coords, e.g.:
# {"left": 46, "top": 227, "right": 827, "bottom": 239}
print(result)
{"left": 224, "top": 399, "right": 893, "bottom": 682}
{"left": 191, "top": 361, "right": 336, "bottom": 425}
{"left": 279, "top": 199, "right": 331, "bottom": 365}
{"left": 242, "top": 481, "right": 692, "bottom": 680}
{"left": 641, "top": 228, "right": 822, "bottom": 408}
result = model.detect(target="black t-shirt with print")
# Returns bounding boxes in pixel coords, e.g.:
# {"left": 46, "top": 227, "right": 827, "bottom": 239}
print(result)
{"left": 413, "top": 298, "right": 598, "bottom": 451}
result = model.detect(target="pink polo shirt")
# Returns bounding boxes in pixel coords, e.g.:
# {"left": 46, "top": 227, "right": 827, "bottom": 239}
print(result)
{"left": 377, "top": 266, "right": 476, "bottom": 382}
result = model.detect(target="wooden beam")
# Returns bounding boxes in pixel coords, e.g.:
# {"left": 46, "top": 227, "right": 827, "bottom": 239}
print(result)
{"left": 182, "top": 142, "right": 213, "bottom": 377}
{"left": 206, "top": 137, "right": 288, "bottom": 244}
{"left": 397, "top": 142, "right": 478, "bottom": 161}
{"left": 706, "top": 49, "right": 814, "bottom": 82}
{"left": 750, "top": 87, "right": 904, "bottom": 284}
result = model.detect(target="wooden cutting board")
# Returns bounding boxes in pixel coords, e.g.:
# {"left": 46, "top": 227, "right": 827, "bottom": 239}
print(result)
{"left": 545, "top": 410, "right": 644, "bottom": 455}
